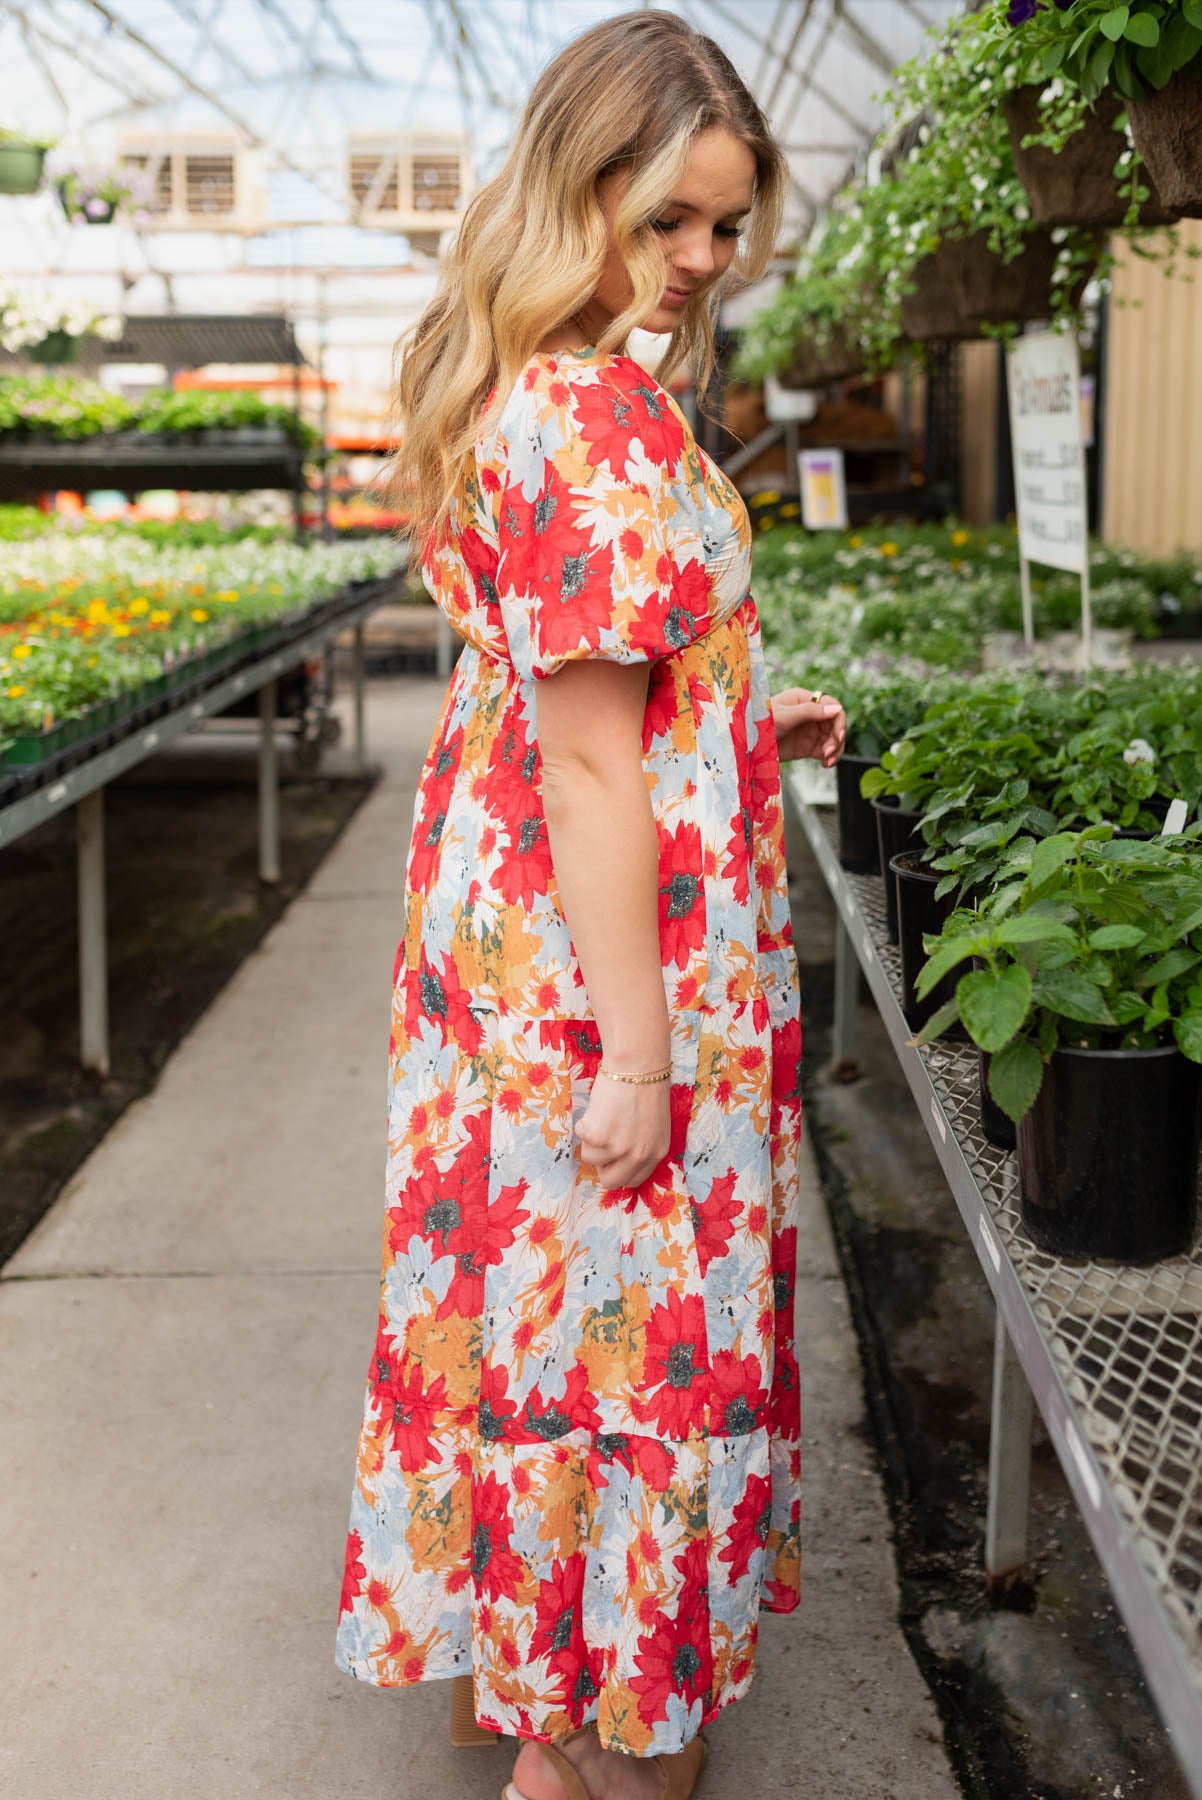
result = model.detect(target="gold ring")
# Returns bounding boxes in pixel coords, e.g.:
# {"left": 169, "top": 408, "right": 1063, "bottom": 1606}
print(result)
{"left": 810, "top": 690, "right": 825, "bottom": 704}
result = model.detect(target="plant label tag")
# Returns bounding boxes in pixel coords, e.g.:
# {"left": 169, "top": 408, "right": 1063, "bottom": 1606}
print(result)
{"left": 1162, "top": 799, "right": 1188, "bottom": 836}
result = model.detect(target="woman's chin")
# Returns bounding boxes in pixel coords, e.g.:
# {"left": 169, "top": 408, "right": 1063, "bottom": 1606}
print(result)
{"left": 640, "top": 307, "right": 685, "bottom": 336}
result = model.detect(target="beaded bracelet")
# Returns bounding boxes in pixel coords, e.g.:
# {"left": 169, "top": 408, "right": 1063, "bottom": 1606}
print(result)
{"left": 598, "top": 1063, "right": 673, "bottom": 1086}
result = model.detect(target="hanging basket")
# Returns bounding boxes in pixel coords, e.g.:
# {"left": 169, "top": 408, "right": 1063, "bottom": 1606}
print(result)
{"left": 0, "top": 142, "right": 46, "bottom": 196}
{"left": 778, "top": 327, "right": 866, "bottom": 388}
{"left": 56, "top": 180, "right": 118, "bottom": 226}
{"left": 1003, "top": 86, "right": 1179, "bottom": 229}
{"left": 901, "top": 230, "right": 1096, "bottom": 341}
{"left": 1127, "top": 64, "right": 1202, "bottom": 220}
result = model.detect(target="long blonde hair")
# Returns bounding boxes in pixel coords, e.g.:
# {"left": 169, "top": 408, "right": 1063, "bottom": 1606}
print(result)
{"left": 395, "top": 9, "right": 786, "bottom": 544}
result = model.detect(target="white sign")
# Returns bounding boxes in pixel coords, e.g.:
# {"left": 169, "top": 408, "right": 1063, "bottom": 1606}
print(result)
{"left": 1006, "top": 330, "right": 1088, "bottom": 576}
{"left": 798, "top": 447, "right": 848, "bottom": 531}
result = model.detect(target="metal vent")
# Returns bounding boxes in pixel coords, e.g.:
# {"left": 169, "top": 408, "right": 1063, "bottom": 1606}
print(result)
{"left": 184, "top": 154, "right": 236, "bottom": 216}
{"left": 350, "top": 153, "right": 399, "bottom": 213}
{"left": 412, "top": 155, "right": 460, "bottom": 212}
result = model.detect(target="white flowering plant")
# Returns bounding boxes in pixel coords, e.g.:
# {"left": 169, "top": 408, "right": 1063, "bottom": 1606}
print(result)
{"left": 0, "top": 286, "right": 123, "bottom": 356}
{"left": 53, "top": 159, "right": 156, "bottom": 226}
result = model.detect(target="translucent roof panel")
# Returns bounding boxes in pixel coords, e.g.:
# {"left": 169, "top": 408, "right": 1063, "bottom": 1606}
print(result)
{"left": 1, "top": 1, "right": 964, "bottom": 238}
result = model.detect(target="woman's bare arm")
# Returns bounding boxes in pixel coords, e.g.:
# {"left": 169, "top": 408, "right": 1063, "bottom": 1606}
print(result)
{"left": 536, "top": 659, "right": 671, "bottom": 1189}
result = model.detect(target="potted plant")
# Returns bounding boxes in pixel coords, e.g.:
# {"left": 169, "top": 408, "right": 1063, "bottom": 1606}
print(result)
{"left": 829, "top": 672, "right": 926, "bottom": 873}
{"left": 1001, "top": 0, "right": 1202, "bottom": 217}
{"left": 1002, "top": 85, "right": 1178, "bottom": 227}
{"left": 0, "top": 130, "right": 54, "bottom": 196}
{"left": 0, "top": 288, "right": 124, "bottom": 366}
{"left": 915, "top": 825, "right": 1202, "bottom": 1261}
{"left": 53, "top": 159, "right": 155, "bottom": 227}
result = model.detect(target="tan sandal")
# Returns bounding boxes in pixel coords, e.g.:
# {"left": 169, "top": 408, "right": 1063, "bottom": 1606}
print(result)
{"left": 501, "top": 1725, "right": 707, "bottom": 1800}
{"left": 451, "top": 1671, "right": 501, "bottom": 1746}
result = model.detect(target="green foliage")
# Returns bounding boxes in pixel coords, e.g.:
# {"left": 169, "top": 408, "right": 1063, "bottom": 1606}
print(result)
{"left": 1000, "top": 0, "right": 1202, "bottom": 104}
{"left": 914, "top": 825, "right": 1202, "bottom": 1120}
{"left": 0, "top": 374, "right": 322, "bottom": 448}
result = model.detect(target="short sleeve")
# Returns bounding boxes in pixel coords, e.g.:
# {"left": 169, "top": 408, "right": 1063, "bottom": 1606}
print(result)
{"left": 491, "top": 358, "right": 712, "bottom": 681}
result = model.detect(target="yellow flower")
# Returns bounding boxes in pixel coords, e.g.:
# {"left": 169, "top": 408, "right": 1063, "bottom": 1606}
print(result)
{"left": 215, "top": 589, "right": 239, "bottom": 604}
{"left": 112, "top": 622, "right": 131, "bottom": 637}
{"left": 190, "top": 608, "right": 209, "bottom": 622}
{"left": 129, "top": 597, "right": 150, "bottom": 616}
{"left": 951, "top": 558, "right": 964, "bottom": 572}
{"left": 189, "top": 583, "right": 206, "bottom": 597}
{"left": 951, "top": 528, "right": 970, "bottom": 547}
{"left": 779, "top": 502, "right": 800, "bottom": 518}
{"left": 150, "top": 609, "right": 172, "bottom": 625}
{"left": 849, "top": 535, "right": 864, "bottom": 548}
{"left": 7, "top": 684, "right": 24, "bottom": 698}
{"left": 750, "top": 490, "right": 780, "bottom": 505}
{"left": 88, "top": 656, "right": 98, "bottom": 667}
{"left": 87, "top": 599, "right": 109, "bottom": 623}
{"left": 11, "top": 643, "right": 32, "bottom": 659}
{"left": 269, "top": 583, "right": 284, "bottom": 595}
{"left": 880, "top": 542, "right": 898, "bottom": 556}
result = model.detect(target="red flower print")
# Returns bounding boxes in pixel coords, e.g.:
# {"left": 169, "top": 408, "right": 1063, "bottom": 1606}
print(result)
{"left": 633, "top": 1290, "right": 710, "bottom": 1438}
{"left": 657, "top": 822, "right": 705, "bottom": 971}
{"left": 629, "top": 1577, "right": 713, "bottom": 1726}
{"left": 530, "top": 1553, "right": 585, "bottom": 1681}
{"left": 383, "top": 1356, "right": 449, "bottom": 1472}
{"left": 521, "top": 1359, "right": 601, "bottom": 1441}
{"left": 340, "top": 1529, "right": 366, "bottom": 1615}
{"left": 690, "top": 1167, "right": 742, "bottom": 1275}
{"left": 587, "top": 1431, "right": 677, "bottom": 1494}
{"left": 477, "top": 1358, "right": 531, "bottom": 1445}
{"left": 718, "top": 1473, "right": 773, "bottom": 1584}
{"left": 643, "top": 664, "right": 679, "bottom": 745}
{"left": 403, "top": 952, "right": 483, "bottom": 1055}
{"left": 470, "top": 1470, "right": 527, "bottom": 1603}
{"left": 709, "top": 1347, "right": 767, "bottom": 1438}
{"left": 490, "top": 809, "right": 555, "bottom": 909}
{"left": 769, "top": 1339, "right": 800, "bottom": 1440}
{"left": 772, "top": 1014, "right": 802, "bottom": 1106}
{"left": 628, "top": 558, "right": 710, "bottom": 661}
{"left": 771, "top": 1225, "right": 797, "bottom": 1334}
{"left": 571, "top": 371, "right": 685, "bottom": 477}
{"left": 747, "top": 713, "right": 781, "bottom": 833}
{"left": 485, "top": 699, "right": 541, "bottom": 834}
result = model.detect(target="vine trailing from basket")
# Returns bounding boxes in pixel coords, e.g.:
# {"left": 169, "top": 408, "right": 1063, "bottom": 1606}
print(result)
{"left": 913, "top": 826, "right": 1202, "bottom": 1122}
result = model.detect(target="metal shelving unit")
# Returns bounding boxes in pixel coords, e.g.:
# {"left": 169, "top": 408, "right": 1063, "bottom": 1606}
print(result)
{"left": 787, "top": 778, "right": 1202, "bottom": 1797}
{"left": 0, "top": 571, "right": 406, "bottom": 1077}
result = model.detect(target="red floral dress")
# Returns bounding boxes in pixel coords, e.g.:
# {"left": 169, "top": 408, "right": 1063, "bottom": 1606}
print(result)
{"left": 334, "top": 346, "right": 802, "bottom": 1757}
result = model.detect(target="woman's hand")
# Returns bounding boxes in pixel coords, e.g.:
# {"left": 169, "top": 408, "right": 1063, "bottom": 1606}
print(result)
{"left": 771, "top": 687, "right": 847, "bottom": 766}
{"left": 575, "top": 1075, "right": 671, "bottom": 1190}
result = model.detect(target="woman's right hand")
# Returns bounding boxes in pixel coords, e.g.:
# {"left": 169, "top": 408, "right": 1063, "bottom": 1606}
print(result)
{"left": 575, "top": 1074, "right": 672, "bottom": 1190}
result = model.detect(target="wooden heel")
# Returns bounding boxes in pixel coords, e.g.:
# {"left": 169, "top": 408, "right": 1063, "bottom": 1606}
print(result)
{"left": 451, "top": 1672, "right": 501, "bottom": 1746}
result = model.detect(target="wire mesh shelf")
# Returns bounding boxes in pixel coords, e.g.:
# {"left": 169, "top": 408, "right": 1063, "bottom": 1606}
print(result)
{"left": 791, "top": 786, "right": 1202, "bottom": 1788}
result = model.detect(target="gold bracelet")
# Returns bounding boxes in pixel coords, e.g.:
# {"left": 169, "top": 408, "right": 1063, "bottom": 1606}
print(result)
{"left": 597, "top": 1063, "right": 673, "bottom": 1085}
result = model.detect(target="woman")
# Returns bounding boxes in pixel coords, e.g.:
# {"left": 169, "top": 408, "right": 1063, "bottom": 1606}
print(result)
{"left": 334, "top": 13, "right": 846, "bottom": 1799}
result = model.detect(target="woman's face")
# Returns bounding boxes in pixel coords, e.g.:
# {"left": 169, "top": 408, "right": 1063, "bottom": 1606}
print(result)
{"left": 587, "top": 127, "right": 757, "bottom": 338}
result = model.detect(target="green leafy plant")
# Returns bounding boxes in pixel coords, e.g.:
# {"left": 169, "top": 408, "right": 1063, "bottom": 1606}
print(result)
{"left": 915, "top": 824, "right": 1202, "bottom": 1121}
{"left": 1004, "top": 0, "right": 1202, "bottom": 103}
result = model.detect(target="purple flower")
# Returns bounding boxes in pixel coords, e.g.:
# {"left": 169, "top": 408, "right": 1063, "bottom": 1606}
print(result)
{"left": 1007, "top": 0, "right": 1045, "bottom": 22}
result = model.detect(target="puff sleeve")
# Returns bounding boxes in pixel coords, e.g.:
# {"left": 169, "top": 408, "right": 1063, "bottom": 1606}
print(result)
{"left": 492, "top": 358, "right": 713, "bottom": 681}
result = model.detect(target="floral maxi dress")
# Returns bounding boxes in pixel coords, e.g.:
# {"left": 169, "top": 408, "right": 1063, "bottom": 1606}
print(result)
{"left": 334, "top": 346, "right": 803, "bottom": 1757}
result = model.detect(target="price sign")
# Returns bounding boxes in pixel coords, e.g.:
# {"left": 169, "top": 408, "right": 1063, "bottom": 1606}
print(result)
{"left": 798, "top": 448, "right": 848, "bottom": 531}
{"left": 1005, "top": 329, "right": 1092, "bottom": 659}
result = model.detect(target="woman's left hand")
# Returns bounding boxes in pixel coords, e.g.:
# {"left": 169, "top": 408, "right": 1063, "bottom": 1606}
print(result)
{"left": 771, "top": 687, "right": 847, "bottom": 766}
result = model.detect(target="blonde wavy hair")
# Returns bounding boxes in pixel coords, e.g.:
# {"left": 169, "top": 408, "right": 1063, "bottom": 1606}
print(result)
{"left": 394, "top": 8, "right": 787, "bottom": 545}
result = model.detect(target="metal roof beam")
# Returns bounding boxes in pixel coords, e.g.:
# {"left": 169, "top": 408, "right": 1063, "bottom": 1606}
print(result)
{"left": 696, "top": 0, "right": 869, "bottom": 139}
{"left": 833, "top": 0, "right": 899, "bottom": 79}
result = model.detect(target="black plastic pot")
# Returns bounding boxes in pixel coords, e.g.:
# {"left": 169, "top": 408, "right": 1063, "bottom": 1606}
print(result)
{"left": 1017, "top": 1044, "right": 1202, "bottom": 1263}
{"left": 978, "top": 1050, "right": 1016, "bottom": 1153}
{"left": 873, "top": 797, "right": 924, "bottom": 944}
{"left": 836, "top": 754, "right": 881, "bottom": 873}
{"left": 890, "top": 852, "right": 960, "bottom": 1036}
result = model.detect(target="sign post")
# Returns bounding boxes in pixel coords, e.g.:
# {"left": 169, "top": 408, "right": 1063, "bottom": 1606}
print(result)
{"left": 1005, "top": 329, "right": 1091, "bottom": 664}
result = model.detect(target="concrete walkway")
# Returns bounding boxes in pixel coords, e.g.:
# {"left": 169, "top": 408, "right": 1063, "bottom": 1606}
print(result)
{"left": 0, "top": 675, "right": 959, "bottom": 1800}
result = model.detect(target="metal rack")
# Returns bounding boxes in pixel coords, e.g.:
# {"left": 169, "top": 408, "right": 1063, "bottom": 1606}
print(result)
{"left": 0, "top": 573, "right": 405, "bottom": 1078}
{"left": 787, "top": 779, "right": 1202, "bottom": 1797}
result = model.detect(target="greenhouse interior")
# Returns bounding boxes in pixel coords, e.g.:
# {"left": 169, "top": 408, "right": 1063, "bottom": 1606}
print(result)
{"left": 4, "top": 2, "right": 1202, "bottom": 1797}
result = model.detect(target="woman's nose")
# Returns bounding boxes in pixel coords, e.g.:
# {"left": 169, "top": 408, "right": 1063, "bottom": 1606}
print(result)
{"left": 673, "top": 225, "right": 716, "bottom": 280}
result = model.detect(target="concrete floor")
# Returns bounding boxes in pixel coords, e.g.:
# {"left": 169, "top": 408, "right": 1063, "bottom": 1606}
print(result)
{"left": 0, "top": 674, "right": 960, "bottom": 1800}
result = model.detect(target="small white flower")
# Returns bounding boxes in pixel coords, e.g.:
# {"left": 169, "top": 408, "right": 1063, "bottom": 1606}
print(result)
{"left": 1123, "top": 738, "right": 1156, "bottom": 767}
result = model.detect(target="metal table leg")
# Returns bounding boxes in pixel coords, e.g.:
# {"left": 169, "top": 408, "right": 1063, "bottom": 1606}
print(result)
{"left": 259, "top": 678, "right": 280, "bottom": 885}
{"left": 986, "top": 1307, "right": 1034, "bottom": 1594}
{"left": 352, "top": 619, "right": 366, "bottom": 773}
{"left": 77, "top": 788, "right": 109, "bottom": 1076}
{"left": 832, "top": 914, "right": 860, "bottom": 1078}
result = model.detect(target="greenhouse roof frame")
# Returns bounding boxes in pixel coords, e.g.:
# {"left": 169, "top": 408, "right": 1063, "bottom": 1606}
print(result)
{"left": 0, "top": 0, "right": 964, "bottom": 239}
